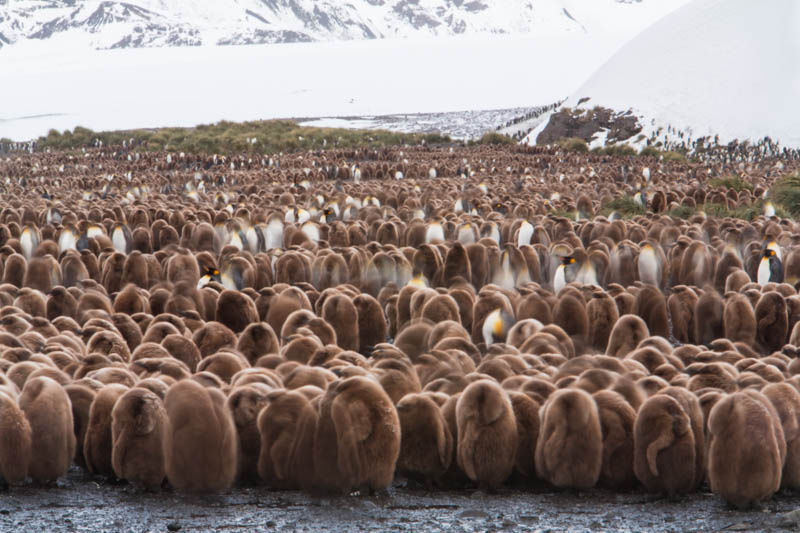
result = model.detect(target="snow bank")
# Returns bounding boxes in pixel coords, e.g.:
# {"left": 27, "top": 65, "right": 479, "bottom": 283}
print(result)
{"left": 0, "top": 34, "right": 623, "bottom": 141}
{"left": 533, "top": 0, "right": 800, "bottom": 148}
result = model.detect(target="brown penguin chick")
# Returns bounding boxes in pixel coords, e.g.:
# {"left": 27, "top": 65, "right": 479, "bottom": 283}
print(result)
{"left": 694, "top": 291, "right": 725, "bottom": 347}
{"left": 455, "top": 379, "right": 517, "bottom": 489}
{"left": 761, "top": 382, "right": 800, "bottom": 490}
{"left": 593, "top": 390, "right": 637, "bottom": 489}
{"left": 0, "top": 391, "right": 32, "bottom": 485}
{"left": 235, "top": 322, "right": 280, "bottom": 366}
{"left": 708, "top": 391, "right": 783, "bottom": 509}
{"left": 396, "top": 392, "right": 454, "bottom": 485}
{"left": 552, "top": 293, "right": 589, "bottom": 354}
{"left": 755, "top": 291, "right": 788, "bottom": 354}
{"left": 215, "top": 290, "right": 259, "bottom": 334}
{"left": 2, "top": 253, "right": 26, "bottom": 288}
{"left": 633, "top": 394, "right": 695, "bottom": 497}
{"left": 85, "top": 384, "right": 129, "bottom": 478}
{"left": 606, "top": 314, "right": 650, "bottom": 358}
{"left": 313, "top": 376, "right": 401, "bottom": 494}
{"left": 372, "top": 357, "right": 422, "bottom": 405}
{"left": 163, "top": 379, "right": 238, "bottom": 492}
{"left": 24, "top": 255, "right": 59, "bottom": 293}
{"left": 257, "top": 389, "right": 318, "bottom": 490}
{"left": 353, "top": 293, "right": 387, "bottom": 354}
{"left": 635, "top": 285, "right": 670, "bottom": 339}
{"left": 111, "top": 387, "right": 169, "bottom": 490}
{"left": 226, "top": 384, "right": 271, "bottom": 484}
{"left": 421, "top": 293, "right": 461, "bottom": 325}
{"left": 64, "top": 383, "right": 96, "bottom": 469}
{"left": 587, "top": 292, "right": 620, "bottom": 352}
{"left": 161, "top": 334, "right": 202, "bottom": 373}
{"left": 321, "top": 293, "right": 359, "bottom": 352}
{"left": 535, "top": 387, "right": 602, "bottom": 489}
{"left": 507, "top": 390, "right": 540, "bottom": 479}
{"left": 113, "top": 283, "right": 148, "bottom": 315}
{"left": 191, "top": 321, "right": 237, "bottom": 358}
{"left": 18, "top": 376, "right": 76, "bottom": 484}
{"left": 667, "top": 286, "right": 697, "bottom": 344}
{"left": 723, "top": 293, "right": 757, "bottom": 347}
{"left": 659, "top": 386, "right": 706, "bottom": 490}
{"left": 196, "top": 351, "right": 248, "bottom": 384}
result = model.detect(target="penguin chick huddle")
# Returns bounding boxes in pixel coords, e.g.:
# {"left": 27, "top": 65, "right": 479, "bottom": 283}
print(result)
{"left": 0, "top": 144, "right": 799, "bottom": 509}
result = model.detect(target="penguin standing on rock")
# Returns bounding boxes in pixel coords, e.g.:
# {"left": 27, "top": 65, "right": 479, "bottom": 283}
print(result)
{"left": 757, "top": 248, "right": 783, "bottom": 285}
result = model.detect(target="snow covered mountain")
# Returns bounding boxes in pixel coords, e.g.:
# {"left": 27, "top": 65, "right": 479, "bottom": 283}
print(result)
{"left": 0, "top": 0, "right": 691, "bottom": 51}
{"left": 527, "top": 0, "right": 800, "bottom": 149}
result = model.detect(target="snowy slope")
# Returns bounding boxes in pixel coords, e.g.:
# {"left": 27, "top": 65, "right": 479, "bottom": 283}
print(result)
{"left": 0, "top": 0, "right": 692, "bottom": 50}
{"left": 528, "top": 0, "right": 800, "bottom": 148}
{"left": 0, "top": 34, "right": 623, "bottom": 141}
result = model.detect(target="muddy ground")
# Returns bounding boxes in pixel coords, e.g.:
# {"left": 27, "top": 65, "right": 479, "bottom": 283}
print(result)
{"left": 2, "top": 469, "right": 800, "bottom": 532}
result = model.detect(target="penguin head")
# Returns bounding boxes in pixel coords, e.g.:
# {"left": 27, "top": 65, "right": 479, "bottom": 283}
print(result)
{"left": 197, "top": 265, "right": 221, "bottom": 289}
{"left": 493, "top": 201, "right": 507, "bottom": 215}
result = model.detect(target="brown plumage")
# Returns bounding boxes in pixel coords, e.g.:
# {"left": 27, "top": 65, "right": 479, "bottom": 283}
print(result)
{"left": 164, "top": 379, "right": 238, "bottom": 492}
{"left": 313, "top": 376, "right": 400, "bottom": 493}
{"left": 257, "top": 389, "right": 318, "bottom": 490}
{"left": 18, "top": 376, "right": 76, "bottom": 483}
{"left": 111, "top": 387, "right": 169, "bottom": 490}
{"left": 593, "top": 390, "right": 637, "bottom": 489}
{"left": 0, "top": 391, "right": 32, "bottom": 485}
{"left": 708, "top": 391, "right": 783, "bottom": 509}
{"left": 633, "top": 394, "right": 695, "bottom": 497}
{"left": 85, "top": 384, "right": 129, "bottom": 478}
{"left": 396, "top": 392, "right": 453, "bottom": 485}
{"left": 535, "top": 388, "right": 602, "bottom": 489}
{"left": 227, "top": 384, "right": 271, "bottom": 484}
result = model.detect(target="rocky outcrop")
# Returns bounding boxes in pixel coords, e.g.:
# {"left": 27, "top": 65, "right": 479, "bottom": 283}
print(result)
{"left": 536, "top": 106, "right": 642, "bottom": 146}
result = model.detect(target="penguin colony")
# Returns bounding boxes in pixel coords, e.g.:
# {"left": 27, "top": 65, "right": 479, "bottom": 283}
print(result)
{"left": 0, "top": 143, "right": 798, "bottom": 510}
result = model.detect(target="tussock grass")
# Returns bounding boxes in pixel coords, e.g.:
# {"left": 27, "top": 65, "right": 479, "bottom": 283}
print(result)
{"left": 37, "top": 120, "right": 452, "bottom": 155}
{"left": 600, "top": 196, "right": 645, "bottom": 218}
{"left": 473, "top": 132, "right": 516, "bottom": 145}
{"left": 709, "top": 175, "right": 754, "bottom": 192}
{"left": 771, "top": 173, "right": 800, "bottom": 217}
{"left": 557, "top": 137, "right": 588, "bottom": 153}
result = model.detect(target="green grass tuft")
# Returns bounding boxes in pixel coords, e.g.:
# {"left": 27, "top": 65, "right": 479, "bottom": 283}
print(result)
{"left": 600, "top": 196, "right": 645, "bottom": 218}
{"left": 475, "top": 132, "right": 516, "bottom": 145}
{"left": 35, "top": 120, "right": 452, "bottom": 155}
{"left": 557, "top": 137, "right": 589, "bottom": 153}
{"left": 771, "top": 173, "right": 800, "bottom": 217}
{"left": 709, "top": 175, "right": 754, "bottom": 192}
